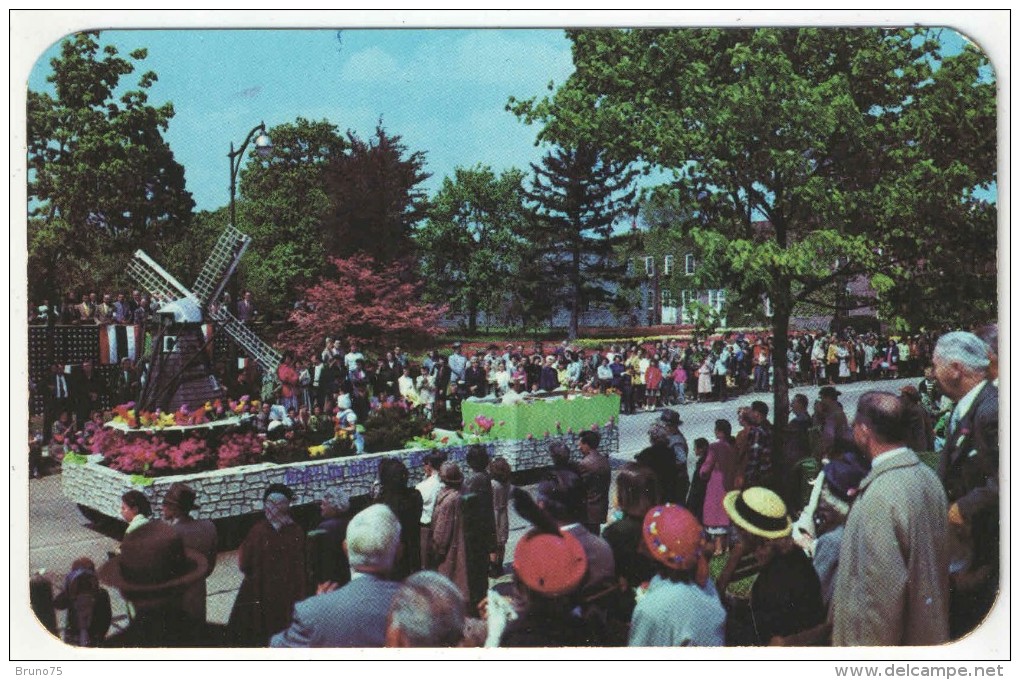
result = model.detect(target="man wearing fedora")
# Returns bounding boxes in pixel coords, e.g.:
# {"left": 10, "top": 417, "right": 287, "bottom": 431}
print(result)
{"left": 99, "top": 521, "right": 224, "bottom": 647}
{"left": 831, "top": 391, "right": 949, "bottom": 646}
{"left": 161, "top": 483, "right": 218, "bottom": 624}
{"left": 271, "top": 504, "right": 403, "bottom": 647}
{"left": 659, "top": 410, "right": 690, "bottom": 506}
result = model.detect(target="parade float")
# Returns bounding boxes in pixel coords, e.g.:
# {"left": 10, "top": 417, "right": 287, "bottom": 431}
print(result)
{"left": 62, "top": 393, "right": 620, "bottom": 523}
{"left": 62, "top": 226, "right": 619, "bottom": 523}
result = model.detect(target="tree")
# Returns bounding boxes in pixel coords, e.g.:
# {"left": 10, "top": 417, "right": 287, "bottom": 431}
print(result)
{"left": 27, "top": 31, "right": 194, "bottom": 300}
{"left": 862, "top": 38, "right": 997, "bottom": 331}
{"left": 525, "top": 143, "right": 638, "bottom": 339}
{"left": 237, "top": 118, "right": 347, "bottom": 319}
{"left": 321, "top": 124, "right": 431, "bottom": 265}
{"left": 416, "top": 165, "right": 535, "bottom": 332}
{"left": 510, "top": 27, "right": 996, "bottom": 446}
{"left": 157, "top": 208, "right": 226, "bottom": 287}
{"left": 278, "top": 256, "right": 447, "bottom": 358}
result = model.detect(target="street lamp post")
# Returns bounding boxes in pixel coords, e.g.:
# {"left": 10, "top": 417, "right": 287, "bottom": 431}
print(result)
{"left": 228, "top": 121, "right": 273, "bottom": 229}
{"left": 225, "top": 122, "right": 272, "bottom": 385}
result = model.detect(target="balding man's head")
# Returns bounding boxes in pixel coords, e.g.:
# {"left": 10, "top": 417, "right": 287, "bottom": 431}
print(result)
{"left": 853, "top": 391, "right": 907, "bottom": 456}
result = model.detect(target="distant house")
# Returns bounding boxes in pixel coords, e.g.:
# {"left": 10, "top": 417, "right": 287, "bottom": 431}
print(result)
{"left": 637, "top": 222, "right": 880, "bottom": 334}
{"left": 438, "top": 220, "right": 879, "bottom": 334}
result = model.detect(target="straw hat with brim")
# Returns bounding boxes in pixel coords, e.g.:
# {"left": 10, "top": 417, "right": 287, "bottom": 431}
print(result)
{"left": 722, "top": 487, "right": 791, "bottom": 540}
{"left": 99, "top": 522, "right": 207, "bottom": 598}
{"left": 513, "top": 530, "right": 587, "bottom": 597}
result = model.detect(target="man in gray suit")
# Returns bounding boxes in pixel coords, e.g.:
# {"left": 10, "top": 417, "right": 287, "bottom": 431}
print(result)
{"left": 271, "top": 504, "right": 402, "bottom": 648}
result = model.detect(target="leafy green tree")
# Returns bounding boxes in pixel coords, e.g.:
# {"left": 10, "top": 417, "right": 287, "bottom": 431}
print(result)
{"left": 27, "top": 31, "right": 194, "bottom": 300}
{"left": 237, "top": 118, "right": 346, "bottom": 319}
{"left": 525, "top": 143, "right": 638, "bottom": 339}
{"left": 510, "top": 27, "right": 995, "bottom": 441}
{"left": 322, "top": 124, "right": 431, "bottom": 266}
{"left": 862, "top": 39, "right": 997, "bottom": 331}
{"left": 158, "top": 207, "right": 226, "bottom": 286}
{"left": 416, "top": 165, "right": 534, "bottom": 333}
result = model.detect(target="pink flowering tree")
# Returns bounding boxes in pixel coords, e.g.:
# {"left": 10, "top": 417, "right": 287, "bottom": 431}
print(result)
{"left": 280, "top": 256, "right": 447, "bottom": 358}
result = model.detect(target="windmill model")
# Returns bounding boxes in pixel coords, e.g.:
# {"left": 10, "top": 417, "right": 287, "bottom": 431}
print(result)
{"left": 127, "top": 225, "right": 282, "bottom": 414}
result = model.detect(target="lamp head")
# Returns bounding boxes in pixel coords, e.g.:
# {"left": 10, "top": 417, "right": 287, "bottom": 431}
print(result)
{"left": 255, "top": 130, "right": 273, "bottom": 158}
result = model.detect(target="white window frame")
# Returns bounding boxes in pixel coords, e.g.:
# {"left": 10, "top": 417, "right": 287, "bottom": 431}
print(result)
{"left": 663, "top": 254, "right": 674, "bottom": 276}
{"left": 708, "top": 288, "right": 726, "bottom": 312}
{"left": 644, "top": 256, "right": 655, "bottom": 277}
{"left": 680, "top": 289, "right": 695, "bottom": 324}
{"left": 685, "top": 253, "right": 696, "bottom": 275}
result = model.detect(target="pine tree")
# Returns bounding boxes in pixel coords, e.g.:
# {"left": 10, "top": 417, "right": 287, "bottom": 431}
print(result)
{"left": 525, "top": 144, "right": 638, "bottom": 339}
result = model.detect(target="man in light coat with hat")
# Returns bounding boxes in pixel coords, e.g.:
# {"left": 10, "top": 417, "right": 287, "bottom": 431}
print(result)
{"left": 831, "top": 391, "right": 949, "bottom": 646}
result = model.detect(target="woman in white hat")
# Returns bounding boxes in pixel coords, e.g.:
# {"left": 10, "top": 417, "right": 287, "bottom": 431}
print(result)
{"left": 719, "top": 487, "right": 825, "bottom": 645}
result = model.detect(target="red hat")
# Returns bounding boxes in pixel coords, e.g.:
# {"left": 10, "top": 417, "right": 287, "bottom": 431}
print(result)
{"left": 513, "top": 529, "right": 587, "bottom": 597}
{"left": 642, "top": 504, "right": 709, "bottom": 585}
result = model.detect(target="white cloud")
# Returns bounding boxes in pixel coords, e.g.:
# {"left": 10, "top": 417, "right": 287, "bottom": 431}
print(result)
{"left": 341, "top": 45, "right": 403, "bottom": 83}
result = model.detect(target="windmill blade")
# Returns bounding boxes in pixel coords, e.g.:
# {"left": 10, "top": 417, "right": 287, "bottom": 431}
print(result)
{"left": 127, "top": 250, "right": 195, "bottom": 305}
{"left": 209, "top": 306, "right": 282, "bottom": 375}
{"left": 192, "top": 225, "right": 252, "bottom": 306}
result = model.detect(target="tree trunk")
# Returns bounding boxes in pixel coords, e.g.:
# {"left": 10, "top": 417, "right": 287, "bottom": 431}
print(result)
{"left": 467, "top": 295, "right": 478, "bottom": 335}
{"left": 569, "top": 243, "right": 581, "bottom": 340}
{"left": 770, "top": 280, "right": 792, "bottom": 474}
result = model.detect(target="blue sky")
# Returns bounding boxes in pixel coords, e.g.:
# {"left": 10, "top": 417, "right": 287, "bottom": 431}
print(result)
{"left": 28, "top": 28, "right": 576, "bottom": 212}
{"left": 26, "top": 23, "right": 999, "bottom": 214}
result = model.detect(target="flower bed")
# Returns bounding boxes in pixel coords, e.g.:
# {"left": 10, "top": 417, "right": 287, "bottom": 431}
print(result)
{"left": 63, "top": 422, "right": 619, "bottom": 522}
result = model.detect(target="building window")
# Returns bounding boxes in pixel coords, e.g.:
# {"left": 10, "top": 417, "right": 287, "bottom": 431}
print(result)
{"left": 663, "top": 254, "right": 674, "bottom": 276}
{"left": 661, "top": 289, "right": 674, "bottom": 308}
{"left": 708, "top": 289, "right": 726, "bottom": 312}
{"left": 644, "top": 256, "right": 655, "bottom": 277}
{"left": 763, "top": 295, "right": 773, "bottom": 318}
{"left": 680, "top": 289, "right": 695, "bottom": 324}
{"left": 685, "top": 253, "right": 696, "bottom": 275}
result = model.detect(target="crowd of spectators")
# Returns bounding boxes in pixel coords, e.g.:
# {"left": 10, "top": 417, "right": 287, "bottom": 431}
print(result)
{"left": 31, "top": 328, "right": 996, "bottom": 649}
{"left": 31, "top": 304, "right": 998, "bottom": 649}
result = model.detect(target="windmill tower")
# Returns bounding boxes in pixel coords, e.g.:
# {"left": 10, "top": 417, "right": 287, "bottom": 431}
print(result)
{"left": 128, "top": 225, "right": 282, "bottom": 413}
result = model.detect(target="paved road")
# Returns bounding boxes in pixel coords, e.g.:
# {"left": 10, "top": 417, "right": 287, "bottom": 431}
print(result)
{"left": 23, "top": 377, "right": 916, "bottom": 640}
